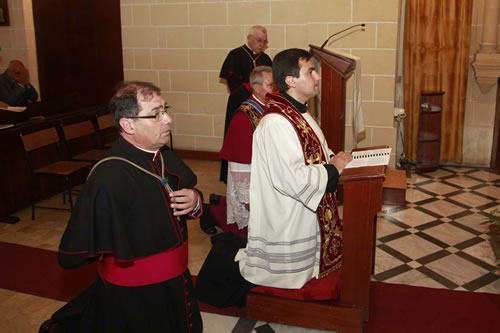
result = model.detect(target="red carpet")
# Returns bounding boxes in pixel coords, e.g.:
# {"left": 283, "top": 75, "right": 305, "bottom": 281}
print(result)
{"left": 0, "top": 241, "right": 247, "bottom": 319}
{"left": 1, "top": 241, "right": 498, "bottom": 332}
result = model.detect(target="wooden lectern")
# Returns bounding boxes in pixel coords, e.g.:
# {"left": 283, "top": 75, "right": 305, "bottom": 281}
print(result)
{"left": 247, "top": 165, "right": 386, "bottom": 333}
{"left": 309, "top": 44, "right": 356, "bottom": 153}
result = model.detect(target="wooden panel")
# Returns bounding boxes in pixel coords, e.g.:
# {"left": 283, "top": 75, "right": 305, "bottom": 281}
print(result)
{"left": 310, "top": 44, "right": 355, "bottom": 153}
{"left": 320, "top": 64, "right": 346, "bottom": 152}
{"left": 340, "top": 166, "right": 384, "bottom": 322}
{"left": 21, "top": 127, "right": 59, "bottom": 152}
{"left": 63, "top": 120, "right": 94, "bottom": 140}
{"left": 32, "top": 0, "right": 123, "bottom": 107}
{"left": 310, "top": 44, "right": 355, "bottom": 77}
{"left": 175, "top": 149, "right": 220, "bottom": 161}
{"left": 382, "top": 169, "right": 407, "bottom": 206}
{"left": 97, "top": 114, "right": 114, "bottom": 129}
{"left": 0, "top": 108, "right": 100, "bottom": 219}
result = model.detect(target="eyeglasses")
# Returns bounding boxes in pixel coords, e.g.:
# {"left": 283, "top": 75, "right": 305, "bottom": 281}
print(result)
{"left": 250, "top": 35, "right": 268, "bottom": 45}
{"left": 128, "top": 104, "right": 170, "bottom": 121}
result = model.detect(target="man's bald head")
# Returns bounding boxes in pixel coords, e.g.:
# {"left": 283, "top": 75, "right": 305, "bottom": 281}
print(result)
{"left": 6, "top": 60, "right": 29, "bottom": 85}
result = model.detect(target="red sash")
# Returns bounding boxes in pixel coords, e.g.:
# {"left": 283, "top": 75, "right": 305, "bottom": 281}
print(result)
{"left": 98, "top": 242, "right": 188, "bottom": 286}
{"left": 264, "top": 94, "right": 342, "bottom": 277}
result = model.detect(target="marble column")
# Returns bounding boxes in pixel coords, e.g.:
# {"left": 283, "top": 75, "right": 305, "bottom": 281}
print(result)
{"left": 479, "top": 0, "right": 500, "bottom": 53}
{"left": 472, "top": 0, "right": 500, "bottom": 93}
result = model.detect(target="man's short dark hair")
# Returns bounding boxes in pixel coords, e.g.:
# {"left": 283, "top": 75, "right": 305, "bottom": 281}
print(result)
{"left": 272, "top": 48, "right": 312, "bottom": 92}
{"left": 109, "top": 81, "right": 160, "bottom": 131}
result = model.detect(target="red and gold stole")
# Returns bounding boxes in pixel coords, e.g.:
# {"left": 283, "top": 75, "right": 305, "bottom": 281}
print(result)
{"left": 240, "top": 99, "right": 264, "bottom": 130}
{"left": 264, "top": 94, "right": 342, "bottom": 277}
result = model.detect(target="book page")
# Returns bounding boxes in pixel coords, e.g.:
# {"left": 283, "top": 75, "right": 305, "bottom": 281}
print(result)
{"left": 0, "top": 106, "right": 27, "bottom": 112}
{"left": 0, "top": 124, "right": 14, "bottom": 130}
{"left": 345, "top": 147, "right": 391, "bottom": 169}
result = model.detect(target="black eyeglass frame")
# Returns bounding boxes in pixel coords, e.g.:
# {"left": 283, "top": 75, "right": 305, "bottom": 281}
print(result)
{"left": 127, "top": 104, "right": 171, "bottom": 121}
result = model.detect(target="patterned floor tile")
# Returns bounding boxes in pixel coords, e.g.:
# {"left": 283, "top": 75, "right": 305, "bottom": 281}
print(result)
{"left": 382, "top": 268, "right": 447, "bottom": 289}
{"left": 200, "top": 312, "right": 240, "bottom": 333}
{"left": 385, "top": 207, "right": 437, "bottom": 227}
{"left": 424, "top": 254, "right": 491, "bottom": 288}
{"left": 444, "top": 175, "right": 483, "bottom": 189}
{"left": 448, "top": 192, "right": 494, "bottom": 208}
{"left": 404, "top": 188, "right": 433, "bottom": 203}
{"left": 254, "top": 323, "right": 276, "bottom": 333}
{"left": 418, "top": 181, "right": 459, "bottom": 195}
{"left": 473, "top": 184, "right": 500, "bottom": 199}
{"left": 420, "top": 168, "right": 455, "bottom": 179}
{"left": 467, "top": 170, "right": 500, "bottom": 182}
{"left": 415, "top": 266, "right": 459, "bottom": 289}
{"left": 374, "top": 246, "right": 406, "bottom": 273}
{"left": 461, "top": 241, "right": 499, "bottom": 268}
{"left": 407, "top": 173, "right": 432, "bottom": 185}
{"left": 420, "top": 199, "right": 467, "bottom": 217}
{"left": 267, "top": 322, "right": 332, "bottom": 333}
{"left": 384, "top": 234, "right": 444, "bottom": 260}
{"left": 483, "top": 204, "right": 500, "bottom": 214}
{"left": 441, "top": 166, "right": 476, "bottom": 173}
{"left": 422, "top": 222, "right": 479, "bottom": 246}
{"left": 454, "top": 212, "right": 490, "bottom": 233}
{"left": 232, "top": 318, "right": 257, "bottom": 333}
{"left": 475, "top": 277, "right": 500, "bottom": 293}
{"left": 376, "top": 217, "right": 405, "bottom": 238}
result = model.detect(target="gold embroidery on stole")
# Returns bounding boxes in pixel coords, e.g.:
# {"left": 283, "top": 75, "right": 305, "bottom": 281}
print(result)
{"left": 240, "top": 103, "right": 263, "bottom": 129}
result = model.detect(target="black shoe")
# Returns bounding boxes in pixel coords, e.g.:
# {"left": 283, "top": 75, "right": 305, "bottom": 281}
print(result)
{"left": 39, "top": 319, "right": 57, "bottom": 333}
{"left": 200, "top": 206, "right": 217, "bottom": 235}
{"left": 209, "top": 194, "right": 222, "bottom": 205}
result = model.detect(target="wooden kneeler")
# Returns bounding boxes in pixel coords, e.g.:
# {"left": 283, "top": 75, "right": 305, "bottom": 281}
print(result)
{"left": 247, "top": 165, "right": 386, "bottom": 333}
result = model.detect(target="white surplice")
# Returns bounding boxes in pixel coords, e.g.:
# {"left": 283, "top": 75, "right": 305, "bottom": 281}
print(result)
{"left": 235, "top": 111, "right": 333, "bottom": 289}
{"left": 226, "top": 161, "right": 251, "bottom": 229}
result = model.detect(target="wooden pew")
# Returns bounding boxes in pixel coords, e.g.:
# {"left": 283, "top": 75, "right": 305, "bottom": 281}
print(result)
{"left": 0, "top": 103, "right": 109, "bottom": 223}
{"left": 246, "top": 165, "right": 386, "bottom": 333}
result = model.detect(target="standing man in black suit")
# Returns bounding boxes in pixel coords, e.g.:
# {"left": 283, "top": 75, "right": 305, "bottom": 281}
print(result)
{"left": 219, "top": 25, "right": 272, "bottom": 182}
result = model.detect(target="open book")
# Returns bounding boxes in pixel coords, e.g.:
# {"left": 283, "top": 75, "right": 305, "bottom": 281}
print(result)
{"left": 344, "top": 147, "right": 391, "bottom": 169}
{"left": 0, "top": 106, "right": 27, "bottom": 112}
{"left": 0, "top": 124, "right": 14, "bottom": 130}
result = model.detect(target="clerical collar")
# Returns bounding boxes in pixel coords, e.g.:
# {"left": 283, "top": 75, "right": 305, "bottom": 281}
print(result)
{"left": 281, "top": 92, "right": 308, "bottom": 114}
{"left": 252, "top": 94, "right": 265, "bottom": 106}
{"left": 134, "top": 144, "right": 159, "bottom": 160}
{"left": 245, "top": 43, "right": 257, "bottom": 55}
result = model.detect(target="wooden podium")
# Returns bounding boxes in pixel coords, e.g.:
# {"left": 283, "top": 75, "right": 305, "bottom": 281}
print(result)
{"left": 310, "top": 44, "right": 356, "bottom": 153}
{"left": 247, "top": 166, "right": 385, "bottom": 332}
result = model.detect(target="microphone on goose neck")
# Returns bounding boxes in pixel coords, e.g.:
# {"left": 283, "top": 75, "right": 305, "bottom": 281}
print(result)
{"left": 320, "top": 24, "right": 366, "bottom": 49}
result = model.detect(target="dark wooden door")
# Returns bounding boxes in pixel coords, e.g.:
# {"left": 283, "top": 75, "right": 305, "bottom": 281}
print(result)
{"left": 32, "top": 0, "right": 123, "bottom": 107}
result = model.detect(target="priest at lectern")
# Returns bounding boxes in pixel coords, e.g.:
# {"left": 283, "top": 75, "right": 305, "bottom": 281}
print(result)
{"left": 196, "top": 49, "right": 353, "bottom": 308}
{"left": 236, "top": 48, "right": 352, "bottom": 294}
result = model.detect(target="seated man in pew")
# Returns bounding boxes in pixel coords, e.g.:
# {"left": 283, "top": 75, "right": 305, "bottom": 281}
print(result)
{"left": 0, "top": 60, "right": 38, "bottom": 107}
{"left": 196, "top": 49, "right": 352, "bottom": 307}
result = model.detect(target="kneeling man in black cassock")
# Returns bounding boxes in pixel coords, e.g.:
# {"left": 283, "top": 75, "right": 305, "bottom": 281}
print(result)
{"left": 40, "top": 81, "right": 203, "bottom": 333}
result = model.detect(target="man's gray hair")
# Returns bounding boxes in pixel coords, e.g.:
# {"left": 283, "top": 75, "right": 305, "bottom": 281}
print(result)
{"left": 248, "top": 25, "right": 267, "bottom": 36}
{"left": 250, "top": 66, "right": 272, "bottom": 91}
